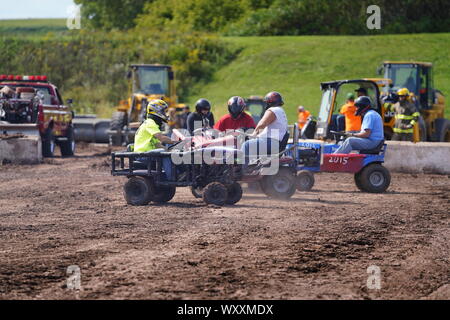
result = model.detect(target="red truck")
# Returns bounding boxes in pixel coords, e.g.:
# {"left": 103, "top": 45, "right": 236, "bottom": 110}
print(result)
{"left": 0, "top": 75, "right": 75, "bottom": 157}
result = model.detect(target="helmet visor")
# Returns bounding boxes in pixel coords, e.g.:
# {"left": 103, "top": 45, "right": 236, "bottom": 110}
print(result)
{"left": 229, "top": 104, "right": 243, "bottom": 118}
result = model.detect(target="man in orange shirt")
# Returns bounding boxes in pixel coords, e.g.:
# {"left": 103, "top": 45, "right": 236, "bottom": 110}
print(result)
{"left": 340, "top": 93, "right": 362, "bottom": 132}
{"left": 297, "top": 106, "right": 311, "bottom": 129}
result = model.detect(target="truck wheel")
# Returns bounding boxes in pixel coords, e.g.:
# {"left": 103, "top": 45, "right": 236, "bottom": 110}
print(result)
{"left": 110, "top": 111, "right": 127, "bottom": 146}
{"left": 42, "top": 129, "right": 56, "bottom": 158}
{"left": 191, "top": 186, "right": 203, "bottom": 199}
{"left": 123, "top": 176, "right": 153, "bottom": 206}
{"left": 225, "top": 183, "right": 243, "bottom": 205}
{"left": 261, "top": 168, "right": 296, "bottom": 200}
{"left": 359, "top": 164, "right": 391, "bottom": 193}
{"left": 60, "top": 125, "right": 75, "bottom": 157}
{"left": 296, "top": 170, "right": 315, "bottom": 191}
{"left": 203, "top": 182, "right": 228, "bottom": 206}
{"left": 153, "top": 186, "right": 176, "bottom": 203}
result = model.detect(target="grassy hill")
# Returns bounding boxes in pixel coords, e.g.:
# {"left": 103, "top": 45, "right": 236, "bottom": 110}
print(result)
{"left": 189, "top": 34, "right": 450, "bottom": 122}
{"left": 0, "top": 19, "right": 67, "bottom": 37}
{"left": 1, "top": 20, "right": 448, "bottom": 121}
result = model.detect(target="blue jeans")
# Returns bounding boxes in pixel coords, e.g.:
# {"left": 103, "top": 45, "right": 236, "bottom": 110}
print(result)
{"left": 137, "top": 156, "right": 174, "bottom": 180}
{"left": 241, "top": 138, "right": 280, "bottom": 165}
{"left": 333, "top": 138, "right": 382, "bottom": 154}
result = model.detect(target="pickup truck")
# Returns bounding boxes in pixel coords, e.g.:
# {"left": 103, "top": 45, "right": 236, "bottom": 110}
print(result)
{"left": 0, "top": 75, "right": 75, "bottom": 157}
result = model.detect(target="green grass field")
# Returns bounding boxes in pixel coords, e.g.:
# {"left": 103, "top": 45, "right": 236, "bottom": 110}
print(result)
{"left": 1, "top": 20, "right": 448, "bottom": 121}
{"left": 0, "top": 19, "right": 67, "bottom": 37}
{"left": 189, "top": 34, "right": 450, "bottom": 122}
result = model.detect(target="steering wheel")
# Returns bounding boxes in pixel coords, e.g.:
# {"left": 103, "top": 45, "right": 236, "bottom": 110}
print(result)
{"left": 330, "top": 130, "right": 349, "bottom": 137}
{"left": 192, "top": 128, "right": 204, "bottom": 135}
{"left": 166, "top": 140, "right": 185, "bottom": 151}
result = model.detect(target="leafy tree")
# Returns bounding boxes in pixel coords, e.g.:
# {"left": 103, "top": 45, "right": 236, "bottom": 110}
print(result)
{"left": 136, "top": 0, "right": 274, "bottom": 33}
{"left": 136, "top": 0, "right": 450, "bottom": 36}
{"left": 74, "top": 0, "right": 152, "bottom": 30}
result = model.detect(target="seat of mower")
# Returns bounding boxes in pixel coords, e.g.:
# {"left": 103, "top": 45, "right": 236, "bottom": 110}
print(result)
{"left": 279, "top": 132, "right": 289, "bottom": 153}
{"left": 280, "top": 156, "right": 293, "bottom": 163}
{"left": 359, "top": 140, "right": 385, "bottom": 155}
{"left": 132, "top": 160, "right": 159, "bottom": 171}
{"left": 132, "top": 161, "right": 148, "bottom": 170}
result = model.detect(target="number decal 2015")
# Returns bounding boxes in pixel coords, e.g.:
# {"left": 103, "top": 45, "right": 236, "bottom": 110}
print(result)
{"left": 328, "top": 156, "right": 349, "bottom": 165}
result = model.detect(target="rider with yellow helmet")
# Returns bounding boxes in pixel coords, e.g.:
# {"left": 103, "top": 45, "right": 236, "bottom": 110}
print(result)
{"left": 135, "top": 99, "right": 179, "bottom": 180}
{"left": 134, "top": 99, "right": 177, "bottom": 153}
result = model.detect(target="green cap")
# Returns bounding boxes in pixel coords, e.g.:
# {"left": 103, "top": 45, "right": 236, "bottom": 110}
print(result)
{"left": 347, "top": 93, "right": 355, "bottom": 100}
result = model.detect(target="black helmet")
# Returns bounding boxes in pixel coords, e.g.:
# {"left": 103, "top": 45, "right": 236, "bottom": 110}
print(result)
{"left": 227, "top": 96, "right": 246, "bottom": 119}
{"left": 354, "top": 96, "right": 372, "bottom": 116}
{"left": 195, "top": 98, "right": 211, "bottom": 114}
{"left": 355, "top": 87, "right": 368, "bottom": 96}
{"left": 264, "top": 91, "right": 284, "bottom": 108}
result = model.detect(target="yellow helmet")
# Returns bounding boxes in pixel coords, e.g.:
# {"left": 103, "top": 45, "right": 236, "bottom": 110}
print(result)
{"left": 147, "top": 99, "right": 169, "bottom": 122}
{"left": 397, "top": 88, "right": 410, "bottom": 97}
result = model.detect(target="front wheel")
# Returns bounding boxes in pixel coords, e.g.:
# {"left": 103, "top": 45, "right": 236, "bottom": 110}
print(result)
{"left": 42, "top": 129, "right": 56, "bottom": 158}
{"left": 434, "top": 118, "right": 450, "bottom": 142}
{"left": 191, "top": 186, "right": 203, "bottom": 199}
{"left": 60, "top": 125, "right": 75, "bottom": 157}
{"left": 153, "top": 185, "right": 176, "bottom": 203}
{"left": 261, "top": 168, "right": 296, "bottom": 200}
{"left": 225, "top": 183, "right": 243, "bottom": 205}
{"left": 296, "top": 170, "right": 315, "bottom": 191}
{"left": 358, "top": 163, "right": 391, "bottom": 193}
{"left": 123, "top": 176, "right": 154, "bottom": 206}
{"left": 110, "top": 111, "right": 128, "bottom": 146}
{"left": 418, "top": 117, "right": 427, "bottom": 142}
{"left": 203, "top": 182, "right": 228, "bottom": 206}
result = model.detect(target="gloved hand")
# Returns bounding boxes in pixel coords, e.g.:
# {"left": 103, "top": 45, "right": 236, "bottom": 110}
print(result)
{"left": 401, "top": 123, "right": 413, "bottom": 129}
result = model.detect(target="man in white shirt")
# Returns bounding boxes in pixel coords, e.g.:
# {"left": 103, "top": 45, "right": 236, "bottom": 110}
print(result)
{"left": 242, "top": 91, "right": 288, "bottom": 165}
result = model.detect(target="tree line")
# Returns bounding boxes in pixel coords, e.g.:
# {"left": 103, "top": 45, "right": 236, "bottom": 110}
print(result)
{"left": 75, "top": 0, "right": 450, "bottom": 35}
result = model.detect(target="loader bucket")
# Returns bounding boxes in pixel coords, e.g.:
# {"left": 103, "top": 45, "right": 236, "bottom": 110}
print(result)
{"left": 73, "top": 116, "right": 111, "bottom": 144}
{"left": 0, "top": 123, "right": 40, "bottom": 137}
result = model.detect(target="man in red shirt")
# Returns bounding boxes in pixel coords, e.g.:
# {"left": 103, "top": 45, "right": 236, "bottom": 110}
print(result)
{"left": 214, "top": 96, "right": 256, "bottom": 132}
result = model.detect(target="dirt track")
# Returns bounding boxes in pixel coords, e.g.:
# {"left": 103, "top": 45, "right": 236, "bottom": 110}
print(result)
{"left": 0, "top": 143, "right": 448, "bottom": 300}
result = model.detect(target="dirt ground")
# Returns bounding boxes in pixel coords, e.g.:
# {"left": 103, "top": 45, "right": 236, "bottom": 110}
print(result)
{"left": 0, "top": 143, "right": 448, "bottom": 300}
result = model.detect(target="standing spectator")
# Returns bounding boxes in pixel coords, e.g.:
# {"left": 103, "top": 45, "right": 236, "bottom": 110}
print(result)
{"left": 179, "top": 105, "right": 191, "bottom": 130}
{"left": 297, "top": 106, "right": 311, "bottom": 129}
{"left": 339, "top": 93, "right": 361, "bottom": 133}
{"left": 355, "top": 87, "right": 368, "bottom": 97}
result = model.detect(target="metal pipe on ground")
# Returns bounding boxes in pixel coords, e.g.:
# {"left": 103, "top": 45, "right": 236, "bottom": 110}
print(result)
{"left": 73, "top": 116, "right": 111, "bottom": 144}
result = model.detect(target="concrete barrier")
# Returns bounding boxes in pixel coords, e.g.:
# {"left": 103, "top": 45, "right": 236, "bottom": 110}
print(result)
{"left": 384, "top": 141, "right": 450, "bottom": 174}
{"left": 0, "top": 136, "right": 42, "bottom": 164}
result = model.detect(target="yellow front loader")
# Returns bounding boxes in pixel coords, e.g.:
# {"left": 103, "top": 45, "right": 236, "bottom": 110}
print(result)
{"left": 109, "top": 64, "right": 180, "bottom": 146}
{"left": 378, "top": 61, "right": 449, "bottom": 142}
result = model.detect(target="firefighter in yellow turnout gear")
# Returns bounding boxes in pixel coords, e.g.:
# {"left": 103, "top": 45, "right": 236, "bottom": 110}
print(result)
{"left": 390, "top": 88, "right": 420, "bottom": 142}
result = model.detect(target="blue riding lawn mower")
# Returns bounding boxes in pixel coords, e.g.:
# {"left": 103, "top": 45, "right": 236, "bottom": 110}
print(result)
{"left": 285, "top": 78, "right": 392, "bottom": 194}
